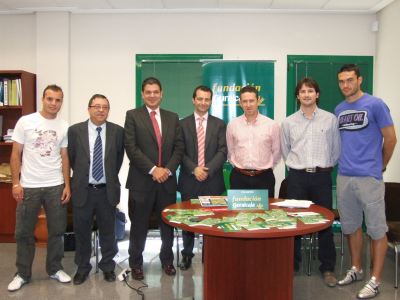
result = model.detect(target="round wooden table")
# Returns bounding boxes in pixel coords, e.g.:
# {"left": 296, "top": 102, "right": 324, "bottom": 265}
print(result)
{"left": 162, "top": 199, "right": 334, "bottom": 300}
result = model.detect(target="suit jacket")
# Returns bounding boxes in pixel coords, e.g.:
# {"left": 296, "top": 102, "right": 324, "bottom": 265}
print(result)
{"left": 178, "top": 114, "right": 227, "bottom": 197}
{"left": 124, "top": 105, "right": 184, "bottom": 193}
{"left": 68, "top": 120, "right": 124, "bottom": 207}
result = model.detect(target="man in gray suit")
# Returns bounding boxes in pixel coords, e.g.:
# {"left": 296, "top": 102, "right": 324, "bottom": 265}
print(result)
{"left": 124, "top": 77, "right": 184, "bottom": 279}
{"left": 178, "top": 85, "right": 227, "bottom": 270}
{"left": 68, "top": 94, "right": 124, "bottom": 285}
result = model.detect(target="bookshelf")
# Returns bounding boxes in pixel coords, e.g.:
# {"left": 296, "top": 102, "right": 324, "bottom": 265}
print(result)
{"left": 0, "top": 70, "right": 36, "bottom": 242}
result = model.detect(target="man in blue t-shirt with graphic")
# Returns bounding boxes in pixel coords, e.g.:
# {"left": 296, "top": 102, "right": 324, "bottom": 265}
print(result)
{"left": 335, "top": 64, "right": 397, "bottom": 299}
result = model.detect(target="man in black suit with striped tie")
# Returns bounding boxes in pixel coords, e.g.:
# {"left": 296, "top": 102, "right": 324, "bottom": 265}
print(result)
{"left": 178, "top": 85, "right": 227, "bottom": 270}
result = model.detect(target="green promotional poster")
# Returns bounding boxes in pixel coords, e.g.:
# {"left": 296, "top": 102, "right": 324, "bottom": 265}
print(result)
{"left": 202, "top": 61, "right": 275, "bottom": 122}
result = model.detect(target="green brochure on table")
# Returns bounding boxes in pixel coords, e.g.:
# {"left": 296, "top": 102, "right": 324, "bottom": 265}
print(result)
{"left": 227, "top": 189, "right": 269, "bottom": 210}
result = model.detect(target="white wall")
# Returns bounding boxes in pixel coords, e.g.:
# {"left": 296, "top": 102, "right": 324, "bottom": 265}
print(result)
{"left": 376, "top": 0, "right": 400, "bottom": 181}
{"left": 0, "top": 15, "right": 36, "bottom": 72}
{"left": 1, "top": 10, "right": 392, "bottom": 206}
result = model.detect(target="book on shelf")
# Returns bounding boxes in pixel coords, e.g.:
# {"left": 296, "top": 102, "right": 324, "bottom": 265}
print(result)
{"left": 0, "top": 78, "right": 22, "bottom": 106}
{"left": 3, "top": 79, "right": 9, "bottom": 105}
{"left": 198, "top": 195, "right": 228, "bottom": 207}
{"left": 0, "top": 81, "right": 3, "bottom": 106}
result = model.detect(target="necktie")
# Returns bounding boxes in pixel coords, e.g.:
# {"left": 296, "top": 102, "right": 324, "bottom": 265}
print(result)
{"left": 92, "top": 127, "right": 104, "bottom": 181}
{"left": 150, "top": 111, "right": 162, "bottom": 166}
{"left": 197, "top": 117, "right": 205, "bottom": 167}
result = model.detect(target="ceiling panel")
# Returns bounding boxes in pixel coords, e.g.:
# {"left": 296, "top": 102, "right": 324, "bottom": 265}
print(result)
{"left": 109, "top": 0, "right": 163, "bottom": 9}
{"left": 324, "top": 0, "right": 387, "bottom": 10}
{"left": 219, "top": 0, "right": 272, "bottom": 9}
{"left": 163, "top": 0, "right": 218, "bottom": 9}
{"left": 270, "top": 0, "right": 326, "bottom": 9}
{"left": 0, "top": 0, "right": 395, "bottom": 13}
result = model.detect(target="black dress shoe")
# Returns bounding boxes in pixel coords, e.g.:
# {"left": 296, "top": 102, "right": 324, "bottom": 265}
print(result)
{"left": 103, "top": 271, "right": 116, "bottom": 282}
{"left": 162, "top": 264, "right": 176, "bottom": 276}
{"left": 73, "top": 272, "right": 88, "bottom": 285}
{"left": 179, "top": 256, "right": 192, "bottom": 270}
{"left": 131, "top": 267, "right": 144, "bottom": 280}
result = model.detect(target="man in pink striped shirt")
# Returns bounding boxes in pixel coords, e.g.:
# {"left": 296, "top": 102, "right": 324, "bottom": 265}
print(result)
{"left": 226, "top": 85, "right": 281, "bottom": 197}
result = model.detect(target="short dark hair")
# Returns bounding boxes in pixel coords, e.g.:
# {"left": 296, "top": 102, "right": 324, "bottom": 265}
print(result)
{"left": 338, "top": 64, "right": 361, "bottom": 77}
{"left": 88, "top": 94, "right": 109, "bottom": 107}
{"left": 42, "top": 84, "right": 63, "bottom": 98}
{"left": 142, "top": 77, "right": 162, "bottom": 91}
{"left": 192, "top": 85, "right": 213, "bottom": 99}
{"left": 295, "top": 77, "right": 320, "bottom": 105}
{"left": 240, "top": 85, "right": 258, "bottom": 99}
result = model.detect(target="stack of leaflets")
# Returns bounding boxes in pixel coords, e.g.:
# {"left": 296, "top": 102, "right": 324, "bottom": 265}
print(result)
{"left": 287, "top": 212, "right": 328, "bottom": 224}
{"left": 198, "top": 196, "right": 227, "bottom": 207}
{"left": 163, "top": 208, "right": 308, "bottom": 232}
{"left": 271, "top": 199, "right": 314, "bottom": 208}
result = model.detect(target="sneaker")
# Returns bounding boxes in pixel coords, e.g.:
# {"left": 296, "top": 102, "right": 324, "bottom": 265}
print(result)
{"left": 338, "top": 266, "right": 364, "bottom": 286}
{"left": 357, "top": 277, "right": 379, "bottom": 299}
{"left": 50, "top": 270, "right": 71, "bottom": 283}
{"left": 8, "top": 274, "right": 27, "bottom": 292}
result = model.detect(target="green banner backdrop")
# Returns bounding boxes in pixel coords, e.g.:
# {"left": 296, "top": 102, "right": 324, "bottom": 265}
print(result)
{"left": 202, "top": 61, "right": 275, "bottom": 122}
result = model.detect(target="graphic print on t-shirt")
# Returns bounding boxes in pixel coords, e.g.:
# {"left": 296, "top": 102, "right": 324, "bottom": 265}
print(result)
{"left": 33, "top": 129, "right": 58, "bottom": 156}
{"left": 337, "top": 110, "right": 368, "bottom": 131}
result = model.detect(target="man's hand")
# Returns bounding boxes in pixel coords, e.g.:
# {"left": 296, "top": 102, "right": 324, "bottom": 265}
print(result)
{"left": 194, "top": 166, "right": 209, "bottom": 182}
{"left": 152, "top": 167, "right": 169, "bottom": 183}
{"left": 12, "top": 185, "right": 24, "bottom": 204}
{"left": 61, "top": 185, "right": 71, "bottom": 204}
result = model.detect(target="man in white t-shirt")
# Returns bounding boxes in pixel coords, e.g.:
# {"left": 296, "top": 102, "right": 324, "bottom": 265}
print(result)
{"left": 8, "top": 85, "right": 72, "bottom": 292}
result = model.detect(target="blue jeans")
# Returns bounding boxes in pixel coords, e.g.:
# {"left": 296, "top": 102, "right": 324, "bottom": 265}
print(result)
{"left": 15, "top": 184, "right": 67, "bottom": 280}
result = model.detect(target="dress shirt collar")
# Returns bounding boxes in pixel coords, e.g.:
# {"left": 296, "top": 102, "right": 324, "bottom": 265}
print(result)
{"left": 88, "top": 119, "right": 106, "bottom": 131}
{"left": 242, "top": 111, "right": 259, "bottom": 124}
{"left": 300, "top": 107, "right": 318, "bottom": 120}
{"left": 194, "top": 111, "right": 208, "bottom": 122}
{"left": 146, "top": 106, "right": 161, "bottom": 116}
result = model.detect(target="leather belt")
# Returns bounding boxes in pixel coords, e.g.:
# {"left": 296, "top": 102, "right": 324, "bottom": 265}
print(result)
{"left": 88, "top": 183, "right": 106, "bottom": 189}
{"left": 292, "top": 167, "right": 333, "bottom": 173}
{"left": 234, "top": 167, "right": 270, "bottom": 177}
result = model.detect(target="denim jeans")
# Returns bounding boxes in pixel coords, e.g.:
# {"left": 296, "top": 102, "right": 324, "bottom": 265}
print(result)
{"left": 15, "top": 184, "right": 67, "bottom": 280}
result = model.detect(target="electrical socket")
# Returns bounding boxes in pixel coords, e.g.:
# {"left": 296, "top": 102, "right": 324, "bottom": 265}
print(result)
{"left": 118, "top": 268, "right": 131, "bottom": 281}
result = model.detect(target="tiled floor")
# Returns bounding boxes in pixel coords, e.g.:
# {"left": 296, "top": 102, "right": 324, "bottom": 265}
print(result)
{"left": 1, "top": 233, "right": 398, "bottom": 300}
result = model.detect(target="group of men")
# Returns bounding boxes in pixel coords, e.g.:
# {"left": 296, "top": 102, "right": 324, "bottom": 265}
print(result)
{"left": 7, "top": 64, "right": 396, "bottom": 300}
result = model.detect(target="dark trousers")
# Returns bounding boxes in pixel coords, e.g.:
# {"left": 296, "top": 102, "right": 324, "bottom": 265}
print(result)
{"left": 73, "top": 186, "right": 117, "bottom": 274}
{"left": 229, "top": 168, "right": 275, "bottom": 197}
{"left": 15, "top": 185, "right": 67, "bottom": 280}
{"left": 287, "top": 169, "right": 336, "bottom": 273}
{"left": 128, "top": 185, "right": 176, "bottom": 268}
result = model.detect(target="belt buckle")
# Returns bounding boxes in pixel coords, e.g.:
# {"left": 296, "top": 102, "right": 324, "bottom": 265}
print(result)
{"left": 249, "top": 170, "right": 256, "bottom": 176}
{"left": 305, "top": 167, "right": 316, "bottom": 173}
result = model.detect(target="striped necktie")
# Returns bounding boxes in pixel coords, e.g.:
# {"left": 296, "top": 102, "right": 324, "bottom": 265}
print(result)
{"left": 150, "top": 111, "right": 162, "bottom": 166}
{"left": 92, "top": 127, "right": 103, "bottom": 181}
{"left": 197, "top": 117, "right": 205, "bottom": 167}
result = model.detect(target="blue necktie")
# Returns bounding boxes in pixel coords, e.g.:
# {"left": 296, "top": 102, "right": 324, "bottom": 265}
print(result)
{"left": 92, "top": 127, "right": 103, "bottom": 181}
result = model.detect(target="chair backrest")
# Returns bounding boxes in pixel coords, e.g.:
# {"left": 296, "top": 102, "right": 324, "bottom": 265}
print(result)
{"left": 279, "top": 178, "right": 288, "bottom": 199}
{"left": 385, "top": 182, "right": 400, "bottom": 222}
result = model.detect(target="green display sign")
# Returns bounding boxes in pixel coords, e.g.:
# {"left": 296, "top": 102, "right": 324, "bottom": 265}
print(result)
{"left": 227, "top": 190, "right": 269, "bottom": 210}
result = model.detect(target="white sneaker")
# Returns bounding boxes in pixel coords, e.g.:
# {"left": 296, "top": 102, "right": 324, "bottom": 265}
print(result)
{"left": 357, "top": 277, "right": 380, "bottom": 299}
{"left": 50, "top": 270, "right": 71, "bottom": 283}
{"left": 338, "top": 266, "right": 364, "bottom": 286}
{"left": 8, "top": 274, "right": 27, "bottom": 292}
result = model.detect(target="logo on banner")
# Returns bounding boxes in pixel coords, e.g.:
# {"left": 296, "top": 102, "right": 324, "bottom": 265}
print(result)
{"left": 211, "top": 83, "right": 265, "bottom": 107}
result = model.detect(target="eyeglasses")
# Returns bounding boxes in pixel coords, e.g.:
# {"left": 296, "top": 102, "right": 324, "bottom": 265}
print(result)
{"left": 89, "top": 105, "right": 110, "bottom": 111}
